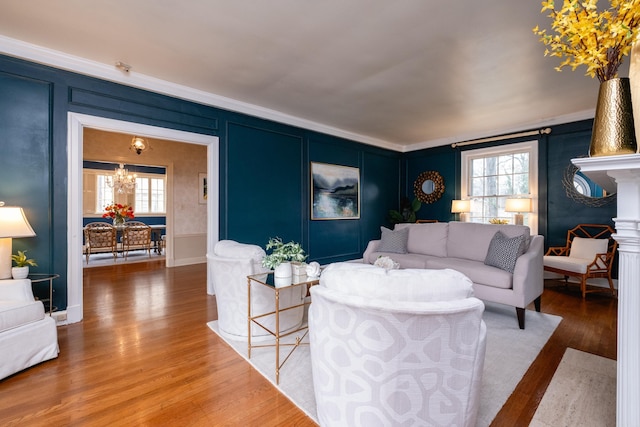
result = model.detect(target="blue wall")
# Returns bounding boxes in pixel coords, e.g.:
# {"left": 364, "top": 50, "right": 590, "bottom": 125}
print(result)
{"left": 406, "top": 120, "right": 617, "bottom": 252}
{"left": 0, "top": 54, "right": 401, "bottom": 311}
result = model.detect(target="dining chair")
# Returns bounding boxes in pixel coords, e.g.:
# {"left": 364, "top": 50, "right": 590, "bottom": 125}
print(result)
{"left": 122, "top": 221, "right": 152, "bottom": 260}
{"left": 84, "top": 222, "right": 117, "bottom": 264}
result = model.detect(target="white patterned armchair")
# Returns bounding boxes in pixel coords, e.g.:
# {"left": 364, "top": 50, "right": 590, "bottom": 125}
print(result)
{"left": 208, "top": 240, "right": 304, "bottom": 341}
{"left": 309, "top": 263, "right": 486, "bottom": 427}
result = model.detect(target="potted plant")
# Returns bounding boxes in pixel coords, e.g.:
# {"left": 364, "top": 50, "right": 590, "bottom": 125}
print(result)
{"left": 388, "top": 197, "right": 422, "bottom": 224}
{"left": 11, "top": 250, "right": 37, "bottom": 279}
{"left": 262, "top": 237, "right": 307, "bottom": 278}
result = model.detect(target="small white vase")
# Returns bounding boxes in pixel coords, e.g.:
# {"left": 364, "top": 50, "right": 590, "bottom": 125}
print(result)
{"left": 274, "top": 262, "right": 292, "bottom": 278}
{"left": 12, "top": 266, "right": 29, "bottom": 279}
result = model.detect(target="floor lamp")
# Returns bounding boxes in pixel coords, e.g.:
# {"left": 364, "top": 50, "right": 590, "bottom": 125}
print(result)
{"left": 451, "top": 200, "right": 471, "bottom": 222}
{"left": 0, "top": 202, "right": 36, "bottom": 279}
{"left": 505, "top": 198, "right": 532, "bottom": 226}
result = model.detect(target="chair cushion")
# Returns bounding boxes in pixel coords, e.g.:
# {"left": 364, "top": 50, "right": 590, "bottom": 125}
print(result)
{"left": 377, "top": 227, "right": 409, "bottom": 254}
{"left": 570, "top": 237, "right": 608, "bottom": 260}
{"left": 484, "top": 231, "right": 526, "bottom": 274}
{"left": 447, "top": 222, "right": 530, "bottom": 262}
{"left": 0, "top": 300, "right": 45, "bottom": 333}
{"left": 543, "top": 255, "right": 590, "bottom": 274}
{"left": 320, "top": 262, "right": 474, "bottom": 303}
{"left": 214, "top": 240, "right": 266, "bottom": 262}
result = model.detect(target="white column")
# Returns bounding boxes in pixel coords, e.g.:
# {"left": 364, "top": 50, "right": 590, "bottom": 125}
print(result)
{"left": 573, "top": 155, "right": 640, "bottom": 426}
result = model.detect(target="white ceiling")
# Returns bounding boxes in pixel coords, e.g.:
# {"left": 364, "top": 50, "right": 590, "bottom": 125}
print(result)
{"left": 0, "top": 1, "right": 609, "bottom": 151}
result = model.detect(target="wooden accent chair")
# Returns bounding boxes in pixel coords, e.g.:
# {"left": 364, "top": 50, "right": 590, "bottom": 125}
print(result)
{"left": 543, "top": 224, "right": 617, "bottom": 298}
{"left": 84, "top": 222, "right": 117, "bottom": 264}
{"left": 122, "top": 221, "right": 152, "bottom": 260}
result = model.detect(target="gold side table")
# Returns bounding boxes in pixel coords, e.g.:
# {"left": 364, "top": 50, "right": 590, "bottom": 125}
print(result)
{"left": 28, "top": 273, "right": 59, "bottom": 315}
{"left": 247, "top": 272, "right": 320, "bottom": 384}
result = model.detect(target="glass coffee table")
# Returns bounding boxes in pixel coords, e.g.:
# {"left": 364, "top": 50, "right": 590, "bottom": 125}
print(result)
{"left": 247, "top": 272, "right": 320, "bottom": 384}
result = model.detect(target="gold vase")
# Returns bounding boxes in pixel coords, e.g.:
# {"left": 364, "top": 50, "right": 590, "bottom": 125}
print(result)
{"left": 589, "top": 77, "right": 638, "bottom": 157}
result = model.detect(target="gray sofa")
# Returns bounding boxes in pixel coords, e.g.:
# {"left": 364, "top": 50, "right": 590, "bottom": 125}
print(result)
{"left": 362, "top": 221, "right": 544, "bottom": 329}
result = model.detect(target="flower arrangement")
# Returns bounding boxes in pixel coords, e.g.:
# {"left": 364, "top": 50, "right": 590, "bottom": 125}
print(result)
{"left": 102, "top": 203, "right": 135, "bottom": 223}
{"left": 11, "top": 250, "right": 37, "bottom": 268}
{"left": 489, "top": 218, "right": 509, "bottom": 225}
{"left": 374, "top": 256, "right": 400, "bottom": 270}
{"left": 533, "top": 0, "right": 640, "bottom": 82}
{"left": 261, "top": 237, "right": 307, "bottom": 270}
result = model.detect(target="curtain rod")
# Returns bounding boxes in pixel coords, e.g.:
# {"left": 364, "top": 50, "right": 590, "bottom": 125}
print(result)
{"left": 451, "top": 127, "right": 552, "bottom": 148}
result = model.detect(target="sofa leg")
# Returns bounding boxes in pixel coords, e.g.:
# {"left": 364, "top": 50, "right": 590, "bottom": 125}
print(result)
{"left": 516, "top": 307, "right": 525, "bottom": 329}
{"left": 534, "top": 296, "right": 541, "bottom": 312}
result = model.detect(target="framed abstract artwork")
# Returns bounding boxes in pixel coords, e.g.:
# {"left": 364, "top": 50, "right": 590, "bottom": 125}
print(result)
{"left": 199, "top": 173, "right": 207, "bottom": 204}
{"left": 311, "top": 162, "right": 360, "bottom": 220}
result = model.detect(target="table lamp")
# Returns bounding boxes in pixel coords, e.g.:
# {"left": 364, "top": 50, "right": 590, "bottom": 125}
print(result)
{"left": 0, "top": 202, "right": 36, "bottom": 279}
{"left": 505, "top": 198, "right": 532, "bottom": 226}
{"left": 451, "top": 199, "right": 471, "bottom": 222}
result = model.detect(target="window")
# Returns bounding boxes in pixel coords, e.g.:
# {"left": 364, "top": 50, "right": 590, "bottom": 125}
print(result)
{"left": 83, "top": 168, "right": 166, "bottom": 215}
{"left": 96, "top": 175, "right": 115, "bottom": 212}
{"left": 461, "top": 141, "right": 538, "bottom": 233}
{"left": 135, "top": 176, "right": 166, "bottom": 213}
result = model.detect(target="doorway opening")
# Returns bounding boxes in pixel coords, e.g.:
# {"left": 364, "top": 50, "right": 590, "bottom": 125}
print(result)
{"left": 67, "top": 112, "right": 219, "bottom": 324}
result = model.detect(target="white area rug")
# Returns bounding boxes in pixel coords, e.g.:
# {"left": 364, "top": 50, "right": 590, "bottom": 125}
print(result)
{"left": 530, "top": 348, "right": 616, "bottom": 427}
{"left": 207, "top": 301, "right": 561, "bottom": 426}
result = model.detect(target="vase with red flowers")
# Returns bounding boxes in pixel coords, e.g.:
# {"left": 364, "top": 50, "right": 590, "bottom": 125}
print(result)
{"left": 102, "top": 203, "right": 135, "bottom": 226}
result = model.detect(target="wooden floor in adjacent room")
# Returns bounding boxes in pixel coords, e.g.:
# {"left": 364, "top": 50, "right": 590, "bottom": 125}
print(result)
{"left": 0, "top": 262, "right": 618, "bottom": 426}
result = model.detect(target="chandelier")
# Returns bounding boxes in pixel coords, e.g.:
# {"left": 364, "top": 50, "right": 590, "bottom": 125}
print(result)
{"left": 107, "top": 163, "right": 137, "bottom": 194}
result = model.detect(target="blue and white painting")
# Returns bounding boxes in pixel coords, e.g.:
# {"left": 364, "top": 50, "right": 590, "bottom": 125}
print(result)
{"left": 311, "top": 162, "right": 360, "bottom": 220}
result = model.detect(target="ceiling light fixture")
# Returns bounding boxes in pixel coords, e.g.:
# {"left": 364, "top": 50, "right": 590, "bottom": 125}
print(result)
{"left": 130, "top": 136, "right": 149, "bottom": 155}
{"left": 107, "top": 163, "right": 137, "bottom": 194}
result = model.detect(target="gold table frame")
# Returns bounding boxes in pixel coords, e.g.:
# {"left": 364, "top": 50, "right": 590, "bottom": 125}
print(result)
{"left": 247, "top": 272, "right": 319, "bottom": 384}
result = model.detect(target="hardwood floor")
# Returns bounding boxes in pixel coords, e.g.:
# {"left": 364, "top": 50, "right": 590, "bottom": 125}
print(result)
{"left": 0, "top": 262, "right": 617, "bottom": 426}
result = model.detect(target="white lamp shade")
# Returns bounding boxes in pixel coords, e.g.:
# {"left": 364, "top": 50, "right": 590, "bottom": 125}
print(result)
{"left": 0, "top": 206, "right": 36, "bottom": 238}
{"left": 505, "top": 198, "right": 532, "bottom": 213}
{"left": 451, "top": 200, "right": 471, "bottom": 213}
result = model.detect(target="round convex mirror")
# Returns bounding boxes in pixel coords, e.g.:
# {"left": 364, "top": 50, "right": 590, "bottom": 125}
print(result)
{"left": 414, "top": 171, "right": 445, "bottom": 204}
{"left": 422, "top": 179, "right": 435, "bottom": 194}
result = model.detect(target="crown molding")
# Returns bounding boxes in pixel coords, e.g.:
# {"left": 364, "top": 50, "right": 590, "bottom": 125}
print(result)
{"left": 0, "top": 35, "right": 401, "bottom": 152}
{"left": 402, "top": 109, "right": 595, "bottom": 153}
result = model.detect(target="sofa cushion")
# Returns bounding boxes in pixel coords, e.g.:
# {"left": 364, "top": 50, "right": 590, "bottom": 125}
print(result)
{"left": 320, "top": 262, "right": 474, "bottom": 302}
{"left": 447, "top": 222, "right": 530, "bottom": 262}
{"left": 367, "top": 252, "right": 431, "bottom": 269}
{"left": 484, "top": 231, "right": 526, "bottom": 273}
{"left": 377, "top": 226, "right": 409, "bottom": 254}
{"left": 0, "top": 300, "right": 45, "bottom": 333}
{"left": 569, "top": 237, "right": 608, "bottom": 260}
{"left": 426, "top": 257, "right": 514, "bottom": 289}
{"left": 395, "top": 222, "right": 449, "bottom": 257}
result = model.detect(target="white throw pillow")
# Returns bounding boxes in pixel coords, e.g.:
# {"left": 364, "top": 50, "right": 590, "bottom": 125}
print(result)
{"left": 570, "top": 237, "right": 608, "bottom": 260}
{"left": 320, "top": 262, "right": 474, "bottom": 302}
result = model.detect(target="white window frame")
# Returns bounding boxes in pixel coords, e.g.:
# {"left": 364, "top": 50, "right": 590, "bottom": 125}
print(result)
{"left": 135, "top": 175, "right": 166, "bottom": 214}
{"left": 83, "top": 168, "right": 166, "bottom": 216}
{"left": 461, "top": 140, "right": 538, "bottom": 234}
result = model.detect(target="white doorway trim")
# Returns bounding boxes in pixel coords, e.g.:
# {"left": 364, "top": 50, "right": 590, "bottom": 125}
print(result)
{"left": 67, "top": 112, "right": 219, "bottom": 324}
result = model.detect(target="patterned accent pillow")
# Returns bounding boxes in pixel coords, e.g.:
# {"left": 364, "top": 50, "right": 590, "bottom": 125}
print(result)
{"left": 484, "top": 230, "right": 526, "bottom": 273}
{"left": 377, "top": 226, "right": 409, "bottom": 254}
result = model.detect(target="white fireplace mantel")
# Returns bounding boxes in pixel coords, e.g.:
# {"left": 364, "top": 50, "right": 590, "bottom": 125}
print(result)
{"left": 572, "top": 154, "right": 640, "bottom": 426}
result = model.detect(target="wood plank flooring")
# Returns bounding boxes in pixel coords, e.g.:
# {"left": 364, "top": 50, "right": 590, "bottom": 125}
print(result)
{"left": 0, "top": 262, "right": 617, "bottom": 426}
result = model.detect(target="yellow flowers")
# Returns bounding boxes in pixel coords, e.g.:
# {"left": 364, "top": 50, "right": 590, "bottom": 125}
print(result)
{"left": 533, "top": 0, "right": 640, "bottom": 82}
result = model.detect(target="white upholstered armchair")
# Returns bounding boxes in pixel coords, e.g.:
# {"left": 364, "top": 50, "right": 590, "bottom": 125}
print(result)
{"left": 208, "top": 240, "right": 304, "bottom": 341}
{"left": 0, "top": 279, "right": 59, "bottom": 380}
{"left": 309, "top": 263, "right": 486, "bottom": 427}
